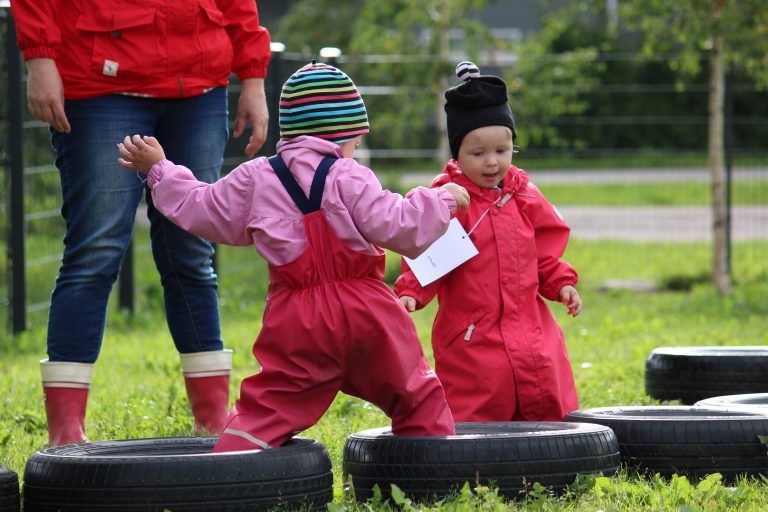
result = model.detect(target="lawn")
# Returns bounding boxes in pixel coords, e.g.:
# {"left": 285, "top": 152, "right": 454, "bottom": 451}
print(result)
{"left": 537, "top": 180, "right": 768, "bottom": 206}
{"left": 1, "top": 235, "right": 767, "bottom": 510}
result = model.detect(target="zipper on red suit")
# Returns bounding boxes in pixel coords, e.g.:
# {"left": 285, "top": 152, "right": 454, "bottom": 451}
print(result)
{"left": 461, "top": 190, "right": 516, "bottom": 344}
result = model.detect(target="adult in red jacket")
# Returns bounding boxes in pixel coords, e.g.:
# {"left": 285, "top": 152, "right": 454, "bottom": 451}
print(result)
{"left": 11, "top": 0, "right": 271, "bottom": 446}
{"left": 396, "top": 62, "right": 581, "bottom": 422}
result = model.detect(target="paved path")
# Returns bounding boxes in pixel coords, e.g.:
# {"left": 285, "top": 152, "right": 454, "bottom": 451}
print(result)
{"left": 559, "top": 205, "right": 768, "bottom": 242}
{"left": 402, "top": 167, "right": 768, "bottom": 241}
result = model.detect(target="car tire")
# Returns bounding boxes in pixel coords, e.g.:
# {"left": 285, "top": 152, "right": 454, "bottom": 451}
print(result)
{"left": 565, "top": 405, "right": 768, "bottom": 481}
{"left": 343, "top": 421, "right": 620, "bottom": 501}
{"left": 0, "top": 465, "right": 20, "bottom": 512}
{"left": 695, "top": 393, "right": 768, "bottom": 413}
{"left": 22, "top": 436, "right": 333, "bottom": 511}
{"left": 645, "top": 346, "right": 768, "bottom": 404}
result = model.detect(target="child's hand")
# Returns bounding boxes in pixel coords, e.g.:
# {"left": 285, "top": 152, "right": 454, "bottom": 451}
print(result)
{"left": 441, "top": 183, "right": 470, "bottom": 212}
{"left": 559, "top": 285, "right": 582, "bottom": 317}
{"left": 117, "top": 135, "right": 166, "bottom": 175}
{"left": 400, "top": 296, "right": 417, "bottom": 312}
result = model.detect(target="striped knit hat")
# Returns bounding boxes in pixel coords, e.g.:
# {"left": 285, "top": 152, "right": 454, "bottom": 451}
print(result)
{"left": 279, "top": 61, "right": 369, "bottom": 144}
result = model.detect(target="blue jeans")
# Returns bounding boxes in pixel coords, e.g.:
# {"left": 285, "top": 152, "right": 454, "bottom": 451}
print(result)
{"left": 48, "top": 89, "right": 229, "bottom": 363}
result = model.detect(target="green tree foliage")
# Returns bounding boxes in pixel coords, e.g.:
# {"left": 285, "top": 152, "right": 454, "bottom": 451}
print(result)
{"left": 272, "top": 1, "right": 766, "bottom": 158}
{"left": 274, "top": 0, "right": 499, "bottom": 154}
{"left": 349, "top": 0, "right": 497, "bottom": 154}
{"left": 620, "top": 0, "right": 768, "bottom": 295}
{"left": 507, "top": 1, "right": 604, "bottom": 151}
{"left": 273, "top": 0, "right": 604, "bottom": 155}
{"left": 273, "top": 0, "right": 364, "bottom": 55}
{"left": 622, "top": 0, "right": 768, "bottom": 88}
{"left": 513, "top": 0, "right": 767, "bottom": 154}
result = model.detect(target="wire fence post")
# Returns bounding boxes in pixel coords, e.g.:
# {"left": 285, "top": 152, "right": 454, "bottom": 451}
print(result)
{"left": 118, "top": 241, "right": 134, "bottom": 311}
{"left": 266, "top": 42, "right": 285, "bottom": 155}
{"left": 6, "top": 9, "right": 26, "bottom": 333}
{"left": 724, "top": 66, "right": 734, "bottom": 279}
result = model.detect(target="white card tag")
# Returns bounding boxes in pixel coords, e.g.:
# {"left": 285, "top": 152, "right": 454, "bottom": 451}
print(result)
{"left": 404, "top": 218, "right": 479, "bottom": 286}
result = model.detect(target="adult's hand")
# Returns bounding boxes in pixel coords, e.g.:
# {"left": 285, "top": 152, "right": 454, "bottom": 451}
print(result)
{"left": 26, "top": 58, "right": 71, "bottom": 133}
{"left": 234, "top": 77, "right": 269, "bottom": 157}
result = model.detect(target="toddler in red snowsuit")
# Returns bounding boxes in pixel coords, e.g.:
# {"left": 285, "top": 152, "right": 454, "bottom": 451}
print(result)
{"left": 396, "top": 61, "right": 582, "bottom": 423}
{"left": 118, "top": 61, "right": 469, "bottom": 452}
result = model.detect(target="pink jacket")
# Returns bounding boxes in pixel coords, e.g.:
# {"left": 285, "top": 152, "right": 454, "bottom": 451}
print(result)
{"left": 147, "top": 136, "right": 457, "bottom": 264}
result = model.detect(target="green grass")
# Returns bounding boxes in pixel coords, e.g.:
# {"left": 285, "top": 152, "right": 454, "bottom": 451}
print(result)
{"left": 537, "top": 180, "right": 768, "bottom": 206}
{"left": 2, "top": 236, "right": 768, "bottom": 510}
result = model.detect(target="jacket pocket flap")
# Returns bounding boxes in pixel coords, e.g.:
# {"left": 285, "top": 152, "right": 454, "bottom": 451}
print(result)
{"left": 76, "top": 9, "right": 156, "bottom": 32}
{"left": 437, "top": 307, "right": 487, "bottom": 344}
{"left": 198, "top": 0, "right": 226, "bottom": 26}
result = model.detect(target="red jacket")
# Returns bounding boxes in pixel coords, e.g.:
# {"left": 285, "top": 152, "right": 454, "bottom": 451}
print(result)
{"left": 12, "top": 0, "right": 271, "bottom": 99}
{"left": 394, "top": 162, "right": 579, "bottom": 421}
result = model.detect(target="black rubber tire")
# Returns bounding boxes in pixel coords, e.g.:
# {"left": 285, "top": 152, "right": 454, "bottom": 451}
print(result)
{"left": 343, "top": 422, "right": 620, "bottom": 501}
{"left": 645, "top": 346, "right": 768, "bottom": 404}
{"left": 0, "top": 465, "right": 20, "bottom": 512}
{"left": 695, "top": 393, "right": 768, "bottom": 413}
{"left": 22, "top": 436, "right": 333, "bottom": 511}
{"left": 565, "top": 406, "right": 768, "bottom": 481}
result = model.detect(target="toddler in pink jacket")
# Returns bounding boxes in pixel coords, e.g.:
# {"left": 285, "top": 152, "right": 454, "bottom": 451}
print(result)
{"left": 118, "top": 61, "right": 468, "bottom": 452}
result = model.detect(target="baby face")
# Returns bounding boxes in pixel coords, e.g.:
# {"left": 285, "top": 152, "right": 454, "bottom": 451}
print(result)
{"left": 456, "top": 126, "right": 514, "bottom": 189}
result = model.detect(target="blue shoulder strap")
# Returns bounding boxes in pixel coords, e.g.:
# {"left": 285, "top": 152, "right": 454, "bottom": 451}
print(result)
{"left": 267, "top": 155, "right": 337, "bottom": 215}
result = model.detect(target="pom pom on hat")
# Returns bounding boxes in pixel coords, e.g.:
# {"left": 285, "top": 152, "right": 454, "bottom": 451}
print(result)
{"left": 456, "top": 61, "right": 480, "bottom": 81}
{"left": 279, "top": 61, "right": 369, "bottom": 145}
{"left": 444, "top": 61, "right": 517, "bottom": 158}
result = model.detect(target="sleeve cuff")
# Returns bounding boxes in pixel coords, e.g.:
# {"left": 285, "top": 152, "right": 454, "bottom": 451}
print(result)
{"left": 24, "top": 47, "right": 58, "bottom": 60}
{"left": 542, "top": 277, "right": 577, "bottom": 301}
{"left": 395, "top": 285, "right": 426, "bottom": 309}
{"left": 147, "top": 159, "right": 175, "bottom": 188}
{"left": 234, "top": 65, "right": 268, "bottom": 80}
{"left": 436, "top": 187, "right": 458, "bottom": 213}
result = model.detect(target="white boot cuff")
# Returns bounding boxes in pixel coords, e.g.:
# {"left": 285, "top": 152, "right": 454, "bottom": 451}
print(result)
{"left": 40, "top": 359, "right": 94, "bottom": 389}
{"left": 180, "top": 349, "right": 233, "bottom": 378}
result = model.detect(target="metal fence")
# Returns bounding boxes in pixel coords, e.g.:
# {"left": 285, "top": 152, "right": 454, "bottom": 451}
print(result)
{"left": 2, "top": 7, "right": 767, "bottom": 335}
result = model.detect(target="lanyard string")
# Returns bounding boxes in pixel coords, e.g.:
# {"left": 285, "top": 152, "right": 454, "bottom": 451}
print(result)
{"left": 466, "top": 192, "right": 512, "bottom": 236}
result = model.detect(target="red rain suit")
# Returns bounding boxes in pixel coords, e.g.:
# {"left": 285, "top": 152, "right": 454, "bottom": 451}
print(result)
{"left": 146, "top": 138, "right": 458, "bottom": 451}
{"left": 212, "top": 155, "right": 455, "bottom": 451}
{"left": 395, "top": 162, "right": 579, "bottom": 422}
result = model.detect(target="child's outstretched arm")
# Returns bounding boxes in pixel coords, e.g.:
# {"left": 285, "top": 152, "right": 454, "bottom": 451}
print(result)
{"left": 339, "top": 161, "right": 467, "bottom": 259}
{"left": 117, "top": 136, "right": 254, "bottom": 247}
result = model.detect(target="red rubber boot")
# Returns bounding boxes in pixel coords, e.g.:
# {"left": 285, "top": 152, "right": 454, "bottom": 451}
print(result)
{"left": 40, "top": 360, "right": 93, "bottom": 446}
{"left": 180, "top": 350, "right": 233, "bottom": 435}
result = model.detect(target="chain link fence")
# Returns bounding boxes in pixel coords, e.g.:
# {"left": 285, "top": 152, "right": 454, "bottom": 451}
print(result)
{"left": 2, "top": 8, "right": 767, "bottom": 334}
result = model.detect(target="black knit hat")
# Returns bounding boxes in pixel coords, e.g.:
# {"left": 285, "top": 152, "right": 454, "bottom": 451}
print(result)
{"left": 444, "top": 61, "right": 517, "bottom": 158}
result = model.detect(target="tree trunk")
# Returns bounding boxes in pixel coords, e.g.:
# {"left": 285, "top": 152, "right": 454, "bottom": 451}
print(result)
{"left": 436, "top": 0, "right": 451, "bottom": 161}
{"left": 708, "top": 34, "right": 732, "bottom": 295}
